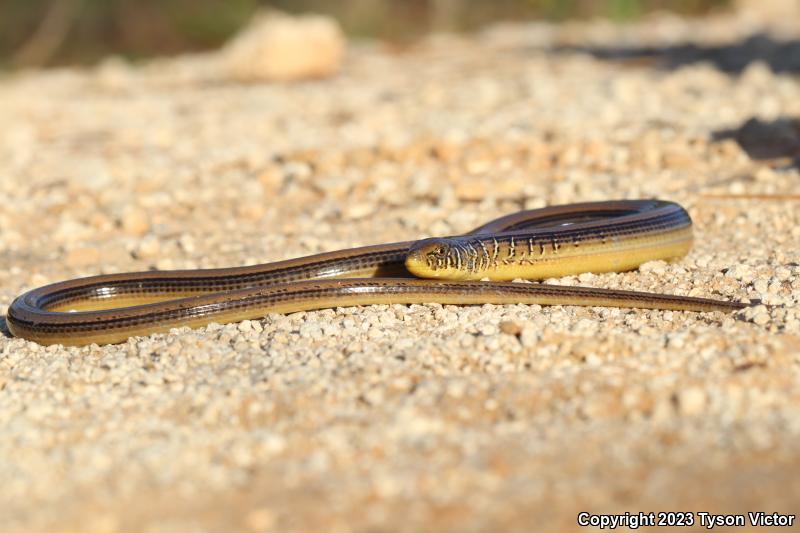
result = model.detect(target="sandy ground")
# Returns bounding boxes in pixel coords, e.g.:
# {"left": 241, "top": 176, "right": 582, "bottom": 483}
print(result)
{"left": 1, "top": 7, "right": 800, "bottom": 533}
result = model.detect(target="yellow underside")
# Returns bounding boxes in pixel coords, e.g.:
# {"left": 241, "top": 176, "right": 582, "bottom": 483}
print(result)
{"left": 408, "top": 227, "right": 693, "bottom": 281}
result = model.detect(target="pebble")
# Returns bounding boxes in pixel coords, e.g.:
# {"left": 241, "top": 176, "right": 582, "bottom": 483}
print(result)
{"left": 677, "top": 387, "right": 707, "bottom": 416}
{"left": 245, "top": 508, "right": 276, "bottom": 531}
{"left": 753, "top": 311, "right": 771, "bottom": 326}
{"left": 499, "top": 320, "right": 522, "bottom": 336}
{"left": 343, "top": 202, "right": 376, "bottom": 220}
{"left": 223, "top": 11, "right": 345, "bottom": 82}
{"left": 65, "top": 246, "right": 101, "bottom": 267}
{"left": 134, "top": 235, "right": 161, "bottom": 259}
{"left": 120, "top": 206, "right": 150, "bottom": 236}
{"left": 479, "top": 323, "right": 498, "bottom": 336}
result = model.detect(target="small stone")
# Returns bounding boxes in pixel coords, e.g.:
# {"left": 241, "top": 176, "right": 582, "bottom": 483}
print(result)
{"left": 499, "top": 320, "right": 522, "bottom": 336}
{"left": 258, "top": 165, "right": 285, "bottom": 194}
{"left": 155, "top": 258, "right": 174, "bottom": 270}
{"left": 727, "top": 263, "right": 753, "bottom": 281}
{"left": 677, "top": 387, "right": 706, "bottom": 416}
{"left": 479, "top": 323, "right": 498, "bottom": 336}
{"left": 53, "top": 219, "right": 93, "bottom": 244}
{"left": 120, "top": 207, "right": 150, "bottom": 236}
{"left": 65, "top": 246, "right": 101, "bottom": 267}
{"left": 455, "top": 179, "right": 489, "bottom": 201}
{"left": 753, "top": 278, "right": 769, "bottom": 294}
{"left": 298, "top": 321, "right": 323, "bottom": 340}
{"left": 223, "top": 11, "right": 345, "bottom": 82}
{"left": 178, "top": 234, "right": 196, "bottom": 254}
{"left": 363, "top": 387, "right": 385, "bottom": 405}
{"left": 584, "top": 353, "right": 602, "bottom": 366}
{"left": 520, "top": 325, "right": 538, "bottom": 348}
{"left": 753, "top": 311, "right": 770, "bottom": 326}
{"left": 83, "top": 513, "right": 120, "bottom": 533}
{"left": 430, "top": 140, "right": 461, "bottom": 162}
{"left": 343, "top": 203, "right": 375, "bottom": 220}
{"left": 238, "top": 202, "right": 266, "bottom": 220}
{"left": 639, "top": 260, "right": 666, "bottom": 275}
{"left": 135, "top": 235, "right": 161, "bottom": 259}
{"left": 95, "top": 56, "right": 134, "bottom": 92}
{"left": 245, "top": 508, "right": 276, "bottom": 531}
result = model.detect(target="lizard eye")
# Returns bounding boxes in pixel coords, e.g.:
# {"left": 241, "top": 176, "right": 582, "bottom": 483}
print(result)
{"left": 426, "top": 245, "right": 446, "bottom": 258}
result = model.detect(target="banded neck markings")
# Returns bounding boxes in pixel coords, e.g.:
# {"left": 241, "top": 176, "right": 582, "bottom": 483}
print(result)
{"left": 477, "top": 239, "right": 492, "bottom": 271}
{"left": 465, "top": 240, "right": 482, "bottom": 273}
{"left": 503, "top": 236, "right": 517, "bottom": 265}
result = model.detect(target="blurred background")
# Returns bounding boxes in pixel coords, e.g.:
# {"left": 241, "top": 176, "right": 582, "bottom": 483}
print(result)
{"left": 2, "top": 0, "right": 731, "bottom": 68}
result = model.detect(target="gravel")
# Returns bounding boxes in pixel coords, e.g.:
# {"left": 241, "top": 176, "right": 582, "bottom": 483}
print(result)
{"left": 1, "top": 5, "right": 799, "bottom": 532}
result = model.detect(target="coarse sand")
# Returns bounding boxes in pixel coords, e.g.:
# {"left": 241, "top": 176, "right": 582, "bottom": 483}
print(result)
{"left": 1, "top": 8, "right": 799, "bottom": 533}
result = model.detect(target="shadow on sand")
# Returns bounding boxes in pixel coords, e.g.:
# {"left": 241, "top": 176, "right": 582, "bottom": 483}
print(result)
{"left": 712, "top": 117, "right": 800, "bottom": 167}
{"left": 0, "top": 316, "right": 12, "bottom": 340}
{"left": 553, "top": 33, "right": 800, "bottom": 74}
